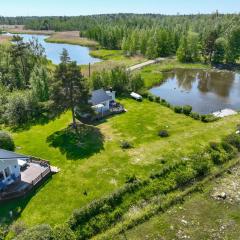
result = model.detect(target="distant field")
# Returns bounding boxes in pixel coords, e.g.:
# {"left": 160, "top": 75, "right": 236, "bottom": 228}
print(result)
{"left": 81, "top": 50, "right": 147, "bottom": 76}
{"left": 45, "top": 31, "right": 99, "bottom": 47}
{"left": 0, "top": 35, "right": 12, "bottom": 43}
{"left": 1, "top": 25, "right": 54, "bottom": 35}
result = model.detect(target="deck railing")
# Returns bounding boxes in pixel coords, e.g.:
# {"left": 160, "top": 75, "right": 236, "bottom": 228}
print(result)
{"left": 31, "top": 167, "right": 51, "bottom": 186}
{"left": 0, "top": 158, "right": 52, "bottom": 201}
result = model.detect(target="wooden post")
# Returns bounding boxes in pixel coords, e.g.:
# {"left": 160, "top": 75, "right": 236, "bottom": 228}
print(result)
{"left": 89, "top": 63, "right": 91, "bottom": 78}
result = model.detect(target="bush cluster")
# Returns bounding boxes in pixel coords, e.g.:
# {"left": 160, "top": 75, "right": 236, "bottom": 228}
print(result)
{"left": 120, "top": 140, "right": 133, "bottom": 149}
{"left": 0, "top": 131, "right": 15, "bottom": 151}
{"left": 158, "top": 130, "right": 169, "bottom": 138}
{"left": 145, "top": 94, "right": 219, "bottom": 123}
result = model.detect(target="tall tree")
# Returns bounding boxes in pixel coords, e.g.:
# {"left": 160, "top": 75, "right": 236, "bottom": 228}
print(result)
{"left": 53, "top": 49, "right": 91, "bottom": 128}
{"left": 212, "top": 38, "right": 227, "bottom": 64}
{"left": 226, "top": 27, "right": 240, "bottom": 63}
{"left": 202, "top": 29, "right": 219, "bottom": 63}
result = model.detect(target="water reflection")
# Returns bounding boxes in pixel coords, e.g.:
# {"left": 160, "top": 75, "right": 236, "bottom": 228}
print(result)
{"left": 151, "top": 68, "right": 240, "bottom": 114}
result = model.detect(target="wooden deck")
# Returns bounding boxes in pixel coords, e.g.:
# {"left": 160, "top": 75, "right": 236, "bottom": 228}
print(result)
{"left": 0, "top": 160, "right": 52, "bottom": 201}
{"left": 21, "top": 163, "right": 49, "bottom": 184}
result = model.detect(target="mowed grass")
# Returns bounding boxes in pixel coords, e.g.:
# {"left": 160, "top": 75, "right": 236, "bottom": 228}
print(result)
{"left": 0, "top": 99, "right": 239, "bottom": 226}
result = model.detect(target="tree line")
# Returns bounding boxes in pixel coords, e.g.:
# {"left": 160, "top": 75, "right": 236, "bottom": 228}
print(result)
{"left": 9, "top": 13, "right": 240, "bottom": 64}
{"left": 0, "top": 37, "right": 91, "bottom": 127}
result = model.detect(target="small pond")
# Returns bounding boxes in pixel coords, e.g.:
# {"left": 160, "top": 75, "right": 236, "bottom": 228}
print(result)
{"left": 5, "top": 33, "right": 101, "bottom": 65}
{"left": 150, "top": 68, "right": 240, "bottom": 114}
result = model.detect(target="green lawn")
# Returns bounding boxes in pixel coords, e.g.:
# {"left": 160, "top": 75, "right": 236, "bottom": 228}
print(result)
{"left": 0, "top": 99, "right": 239, "bottom": 226}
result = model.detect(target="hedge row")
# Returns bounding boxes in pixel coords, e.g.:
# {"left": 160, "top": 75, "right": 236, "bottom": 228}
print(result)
{"left": 143, "top": 93, "right": 219, "bottom": 123}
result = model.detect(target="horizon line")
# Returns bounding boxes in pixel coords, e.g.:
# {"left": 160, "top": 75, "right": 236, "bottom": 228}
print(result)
{"left": 1, "top": 11, "right": 240, "bottom": 18}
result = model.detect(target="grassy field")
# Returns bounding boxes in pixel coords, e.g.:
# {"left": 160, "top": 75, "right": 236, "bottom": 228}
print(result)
{"left": 1, "top": 25, "right": 54, "bottom": 35}
{"left": 45, "top": 31, "right": 99, "bottom": 47}
{"left": 81, "top": 50, "right": 147, "bottom": 76}
{"left": 121, "top": 167, "right": 240, "bottom": 240}
{"left": 0, "top": 99, "right": 239, "bottom": 227}
{"left": 0, "top": 35, "right": 12, "bottom": 44}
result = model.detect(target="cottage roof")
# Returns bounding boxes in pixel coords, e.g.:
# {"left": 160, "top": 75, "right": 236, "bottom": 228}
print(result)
{"left": 0, "top": 149, "right": 29, "bottom": 160}
{"left": 90, "top": 89, "right": 112, "bottom": 106}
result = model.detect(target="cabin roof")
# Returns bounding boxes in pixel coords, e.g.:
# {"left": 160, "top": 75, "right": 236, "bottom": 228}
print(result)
{"left": 90, "top": 89, "right": 112, "bottom": 106}
{"left": 0, "top": 149, "right": 29, "bottom": 160}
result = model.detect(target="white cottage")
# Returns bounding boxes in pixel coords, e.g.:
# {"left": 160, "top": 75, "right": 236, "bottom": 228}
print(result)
{"left": 89, "top": 89, "right": 116, "bottom": 114}
{"left": 0, "top": 149, "right": 29, "bottom": 190}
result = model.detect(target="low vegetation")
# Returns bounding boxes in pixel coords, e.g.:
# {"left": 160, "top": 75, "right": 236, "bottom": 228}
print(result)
{"left": 121, "top": 165, "right": 240, "bottom": 240}
{"left": 45, "top": 31, "right": 98, "bottom": 48}
{"left": 0, "top": 131, "right": 15, "bottom": 151}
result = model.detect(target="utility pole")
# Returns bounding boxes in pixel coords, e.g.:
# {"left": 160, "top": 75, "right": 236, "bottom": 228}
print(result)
{"left": 89, "top": 63, "right": 91, "bottom": 78}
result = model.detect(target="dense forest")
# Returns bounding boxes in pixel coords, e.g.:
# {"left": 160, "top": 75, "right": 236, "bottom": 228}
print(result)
{"left": 0, "top": 13, "right": 239, "bottom": 126}
{"left": 1, "top": 13, "right": 239, "bottom": 64}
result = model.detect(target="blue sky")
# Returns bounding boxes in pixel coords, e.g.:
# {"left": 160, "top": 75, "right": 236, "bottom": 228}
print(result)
{"left": 1, "top": 0, "right": 240, "bottom": 16}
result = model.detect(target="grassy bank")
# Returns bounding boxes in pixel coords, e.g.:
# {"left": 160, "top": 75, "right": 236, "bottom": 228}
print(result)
{"left": 0, "top": 99, "right": 239, "bottom": 226}
{"left": 45, "top": 31, "right": 99, "bottom": 47}
{"left": 140, "top": 58, "right": 210, "bottom": 88}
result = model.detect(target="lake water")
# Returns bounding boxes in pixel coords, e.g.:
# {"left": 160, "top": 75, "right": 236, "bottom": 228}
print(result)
{"left": 150, "top": 68, "right": 240, "bottom": 114}
{"left": 5, "top": 33, "right": 101, "bottom": 65}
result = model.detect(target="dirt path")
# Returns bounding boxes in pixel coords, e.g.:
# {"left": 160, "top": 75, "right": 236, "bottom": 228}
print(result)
{"left": 127, "top": 57, "right": 166, "bottom": 71}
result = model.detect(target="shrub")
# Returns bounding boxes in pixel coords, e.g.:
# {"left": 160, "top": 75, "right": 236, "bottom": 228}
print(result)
{"left": 174, "top": 106, "right": 182, "bottom": 113}
{"left": 175, "top": 168, "right": 195, "bottom": 187}
{"left": 182, "top": 105, "right": 192, "bottom": 115}
{"left": 158, "top": 130, "right": 169, "bottom": 138}
{"left": 209, "top": 149, "right": 228, "bottom": 165}
{"left": 125, "top": 174, "right": 138, "bottom": 184}
{"left": 141, "top": 91, "right": 149, "bottom": 98}
{"left": 15, "top": 224, "right": 54, "bottom": 240}
{"left": 0, "top": 131, "right": 15, "bottom": 151}
{"left": 148, "top": 95, "right": 154, "bottom": 102}
{"left": 221, "top": 141, "right": 238, "bottom": 158}
{"left": 160, "top": 99, "right": 166, "bottom": 104}
{"left": 209, "top": 142, "right": 220, "bottom": 151}
{"left": 155, "top": 96, "right": 161, "bottom": 103}
{"left": 10, "top": 221, "right": 27, "bottom": 237}
{"left": 4, "top": 91, "right": 40, "bottom": 126}
{"left": 190, "top": 112, "right": 200, "bottom": 120}
{"left": 224, "top": 133, "right": 240, "bottom": 151}
{"left": 0, "top": 225, "right": 8, "bottom": 240}
{"left": 120, "top": 141, "right": 133, "bottom": 149}
{"left": 201, "top": 114, "right": 219, "bottom": 123}
{"left": 192, "top": 154, "right": 211, "bottom": 177}
{"left": 53, "top": 224, "right": 76, "bottom": 240}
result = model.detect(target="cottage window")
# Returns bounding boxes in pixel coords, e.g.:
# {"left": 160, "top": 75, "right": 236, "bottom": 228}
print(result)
{"left": 0, "top": 171, "right": 4, "bottom": 181}
{"left": 4, "top": 167, "right": 11, "bottom": 178}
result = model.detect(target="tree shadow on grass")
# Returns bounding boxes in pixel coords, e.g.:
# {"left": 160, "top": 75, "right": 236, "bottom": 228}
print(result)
{"left": 46, "top": 124, "right": 105, "bottom": 160}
